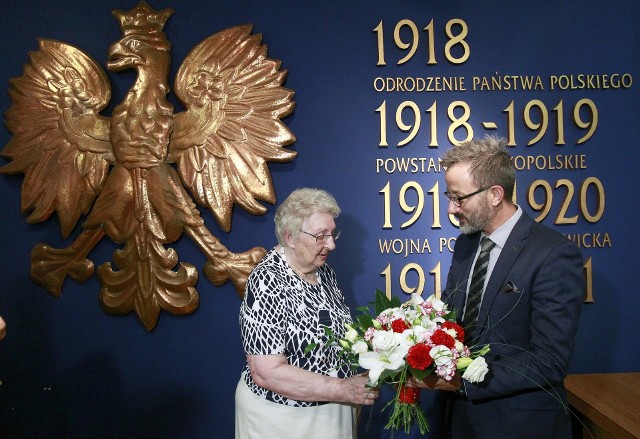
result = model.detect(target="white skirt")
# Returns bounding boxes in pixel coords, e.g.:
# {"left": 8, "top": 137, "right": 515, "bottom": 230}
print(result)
{"left": 235, "top": 373, "right": 357, "bottom": 439}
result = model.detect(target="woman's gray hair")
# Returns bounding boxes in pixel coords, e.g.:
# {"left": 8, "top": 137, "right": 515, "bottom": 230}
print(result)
{"left": 275, "top": 188, "right": 341, "bottom": 246}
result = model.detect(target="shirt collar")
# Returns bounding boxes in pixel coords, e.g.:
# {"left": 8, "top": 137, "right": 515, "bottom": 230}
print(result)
{"left": 482, "top": 205, "right": 522, "bottom": 249}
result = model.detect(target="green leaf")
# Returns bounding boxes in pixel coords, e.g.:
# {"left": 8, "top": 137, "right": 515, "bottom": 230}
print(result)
{"left": 356, "top": 314, "right": 374, "bottom": 329}
{"left": 374, "top": 289, "right": 397, "bottom": 314}
{"left": 409, "top": 367, "right": 432, "bottom": 380}
{"left": 443, "top": 310, "right": 457, "bottom": 320}
{"left": 323, "top": 326, "right": 336, "bottom": 337}
{"left": 378, "top": 368, "right": 403, "bottom": 385}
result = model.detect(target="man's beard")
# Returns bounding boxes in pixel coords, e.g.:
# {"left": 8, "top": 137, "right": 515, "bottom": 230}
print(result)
{"left": 458, "top": 197, "right": 493, "bottom": 235}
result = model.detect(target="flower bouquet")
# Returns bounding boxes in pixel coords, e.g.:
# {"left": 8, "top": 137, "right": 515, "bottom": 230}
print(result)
{"left": 335, "top": 290, "right": 490, "bottom": 434}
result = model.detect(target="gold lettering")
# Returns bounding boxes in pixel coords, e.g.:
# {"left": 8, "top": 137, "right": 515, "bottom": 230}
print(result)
{"left": 549, "top": 73, "right": 633, "bottom": 90}
{"left": 472, "top": 74, "right": 544, "bottom": 91}
{"left": 375, "top": 157, "right": 442, "bottom": 174}
{"left": 372, "top": 76, "right": 466, "bottom": 92}
{"left": 378, "top": 238, "right": 433, "bottom": 258}
{"left": 511, "top": 154, "right": 587, "bottom": 171}
{"left": 564, "top": 233, "right": 612, "bottom": 248}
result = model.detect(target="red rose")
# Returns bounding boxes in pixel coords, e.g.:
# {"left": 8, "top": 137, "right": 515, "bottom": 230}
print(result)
{"left": 431, "top": 329, "right": 456, "bottom": 349}
{"left": 407, "top": 343, "right": 433, "bottom": 370}
{"left": 441, "top": 321, "right": 465, "bottom": 342}
{"left": 391, "top": 319, "right": 410, "bottom": 333}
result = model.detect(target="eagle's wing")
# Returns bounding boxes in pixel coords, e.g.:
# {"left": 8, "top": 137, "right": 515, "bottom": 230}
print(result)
{"left": 170, "top": 25, "right": 296, "bottom": 232}
{"left": 1, "top": 39, "right": 114, "bottom": 238}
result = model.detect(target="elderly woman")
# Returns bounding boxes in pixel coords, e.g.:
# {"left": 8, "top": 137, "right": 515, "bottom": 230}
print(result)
{"left": 235, "top": 188, "right": 377, "bottom": 438}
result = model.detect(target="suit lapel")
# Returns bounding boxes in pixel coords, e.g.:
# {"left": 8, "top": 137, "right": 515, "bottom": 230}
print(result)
{"left": 475, "top": 214, "right": 532, "bottom": 336}
{"left": 452, "top": 234, "right": 481, "bottom": 314}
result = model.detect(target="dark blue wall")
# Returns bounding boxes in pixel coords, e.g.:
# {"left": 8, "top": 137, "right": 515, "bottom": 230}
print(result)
{"left": 0, "top": 1, "right": 638, "bottom": 437}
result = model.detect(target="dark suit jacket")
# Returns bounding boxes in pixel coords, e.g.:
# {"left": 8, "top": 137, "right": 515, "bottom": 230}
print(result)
{"left": 441, "top": 211, "right": 584, "bottom": 438}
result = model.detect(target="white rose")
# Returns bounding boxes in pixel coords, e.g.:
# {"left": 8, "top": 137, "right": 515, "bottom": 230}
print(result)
{"left": 371, "top": 329, "right": 401, "bottom": 352}
{"left": 430, "top": 345, "right": 453, "bottom": 366}
{"left": 351, "top": 340, "right": 369, "bottom": 355}
{"left": 461, "top": 357, "right": 489, "bottom": 383}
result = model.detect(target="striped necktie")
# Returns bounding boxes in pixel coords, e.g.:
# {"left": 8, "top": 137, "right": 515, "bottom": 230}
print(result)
{"left": 462, "top": 237, "right": 495, "bottom": 337}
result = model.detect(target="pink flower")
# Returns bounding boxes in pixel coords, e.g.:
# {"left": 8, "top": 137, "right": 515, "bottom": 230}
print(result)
{"left": 364, "top": 327, "right": 375, "bottom": 342}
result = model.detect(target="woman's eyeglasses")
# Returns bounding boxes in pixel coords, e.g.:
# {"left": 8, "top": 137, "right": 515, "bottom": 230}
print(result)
{"left": 300, "top": 229, "right": 341, "bottom": 243}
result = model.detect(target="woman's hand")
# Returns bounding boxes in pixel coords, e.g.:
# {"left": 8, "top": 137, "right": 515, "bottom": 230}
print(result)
{"left": 338, "top": 372, "right": 379, "bottom": 405}
{"left": 248, "top": 354, "right": 379, "bottom": 405}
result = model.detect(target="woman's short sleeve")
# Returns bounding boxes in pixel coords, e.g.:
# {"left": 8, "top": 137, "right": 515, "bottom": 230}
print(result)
{"left": 240, "top": 266, "right": 287, "bottom": 355}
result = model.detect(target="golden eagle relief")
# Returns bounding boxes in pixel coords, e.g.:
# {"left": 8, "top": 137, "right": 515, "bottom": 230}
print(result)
{"left": 0, "top": 2, "right": 296, "bottom": 330}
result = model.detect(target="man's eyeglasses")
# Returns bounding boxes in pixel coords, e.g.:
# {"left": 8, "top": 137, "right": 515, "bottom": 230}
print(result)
{"left": 300, "top": 229, "right": 341, "bottom": 243}
{"left": 444, "top": 186, "right": 492, "bottom": 208}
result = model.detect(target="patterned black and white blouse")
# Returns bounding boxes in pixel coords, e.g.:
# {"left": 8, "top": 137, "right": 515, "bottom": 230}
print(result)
{"left": 239, "top": 247, "right": 354, "bottom": 407}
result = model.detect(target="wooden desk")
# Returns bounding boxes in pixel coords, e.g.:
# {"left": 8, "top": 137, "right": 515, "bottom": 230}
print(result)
{"left": 565, "top": 373, "right": 640, "bottom": 439}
